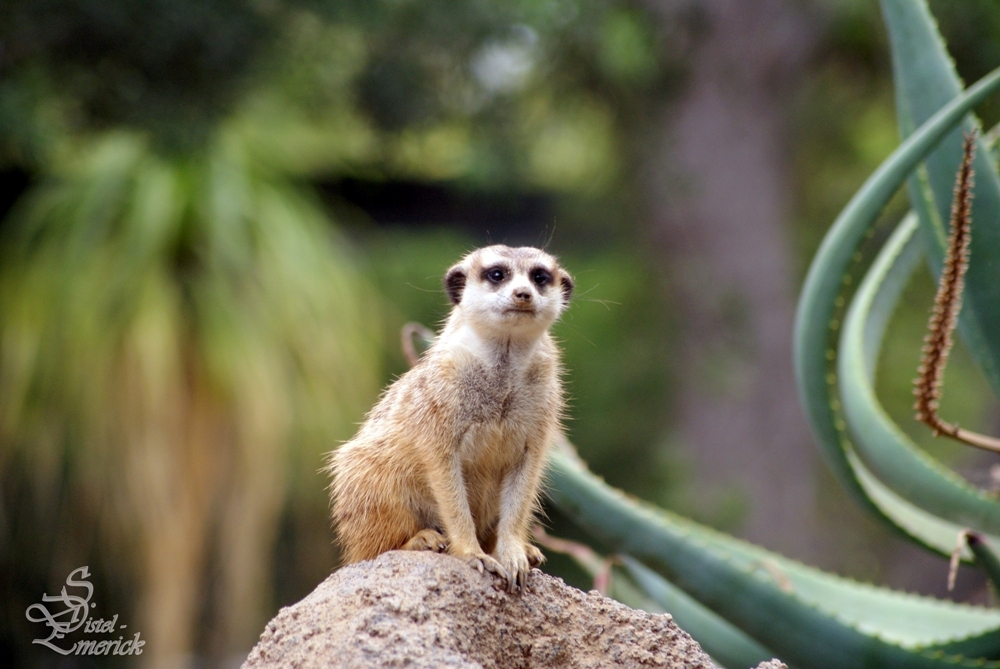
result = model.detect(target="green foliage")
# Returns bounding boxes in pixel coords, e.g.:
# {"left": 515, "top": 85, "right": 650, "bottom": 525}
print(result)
{"left": 550, "top": 446, "right": 1000, "bottom": 669}
{"left": 597, "top": 9, "right": 659, "bottom": 85}
{"left": 0, "top": 127, "right": 383, "bottom": 659}
{"left": 542, "top": 2, "right": 1000, "bottom": 667}
{"left": 620, "top": 557, "right": 774, "bottom": 669}
{"left": 793, "top": 20, "right": 1000, "bottom": 555}
{"left": 884, "top": 0, "right": 1000, "bottom": 397}
{"left": 553, "top": 249, "right": 673, "bottom": 503}
{"left": 0, "top": 0, "right": 677, "bottom": 195}
{"left": 0, "top": 129, "right": 380, "bottom": 484}
{"left": 792, "top": 0, "right": 1000, "bottom": 554}
{"left": 0, "top": 0, "right": 277, "bottom": 153}
{"left": 930, "top": 0, "right": 1000, "bottom": 126}
{"left": 837, "top": 215, "right": 1000, "bottom": 541}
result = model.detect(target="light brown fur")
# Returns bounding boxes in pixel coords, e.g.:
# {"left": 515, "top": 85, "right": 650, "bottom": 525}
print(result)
{"left": 327, "top": 245, "right": 573, "bottom": 591}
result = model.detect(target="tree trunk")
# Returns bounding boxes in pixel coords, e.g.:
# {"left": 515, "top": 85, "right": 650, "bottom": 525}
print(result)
{"left": 642, "top": 0, "right": 826, "bottom": 562}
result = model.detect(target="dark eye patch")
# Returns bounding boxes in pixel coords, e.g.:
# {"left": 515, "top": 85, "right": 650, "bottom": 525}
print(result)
{"left": 483, "top": 265, "right": 509, "bottom": 284}
{"left": 530, "top": 267, "right": 552, "bottom": 287}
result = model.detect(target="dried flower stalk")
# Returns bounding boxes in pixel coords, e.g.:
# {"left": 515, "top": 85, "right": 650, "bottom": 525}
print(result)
{"left": 947, "top": 529, "right": 972, "bottom": 591}
{"left": 532, "top": 526, "right": 620, "bottom": 595}
{"left": 913, "top": 130, "right": 1000, "bottom": 454}
{"left": 401, "top": 322, "right": 436, "bottom": 367}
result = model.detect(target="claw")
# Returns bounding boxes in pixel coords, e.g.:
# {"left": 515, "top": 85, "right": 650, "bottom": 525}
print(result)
{"left": 493, "top": 545, "right": 534, "bottom": 593}
{"left": 458, "top": 550, "right": 520, "bottom": 589}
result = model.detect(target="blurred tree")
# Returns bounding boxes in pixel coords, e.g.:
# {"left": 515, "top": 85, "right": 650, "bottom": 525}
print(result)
{"left": 0, "top": 0, "right": 278, "bottom": 162}
{"left": 0, "top": 2, "right": 385, "bottom": 666}
{"left": 636, "top": 0, "right": 827, "bottom": 563}
{"left": 0, "top": 129, "right": 382, "bottom": 665}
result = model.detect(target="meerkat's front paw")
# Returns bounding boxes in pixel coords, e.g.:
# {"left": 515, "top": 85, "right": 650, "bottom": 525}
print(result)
{"left": 402, "top": 529, "right": 448, "bottom": 553}
{"left": 459, "top": 551, "right": 510, "bottom": 584}
{"left": 494, "top": 544, "right": 536, "bottom": 593}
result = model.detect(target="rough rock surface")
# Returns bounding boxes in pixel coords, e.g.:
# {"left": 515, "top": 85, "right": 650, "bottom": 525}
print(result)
{"left": 243, "top": 550, "right": 786, "bottom": 669}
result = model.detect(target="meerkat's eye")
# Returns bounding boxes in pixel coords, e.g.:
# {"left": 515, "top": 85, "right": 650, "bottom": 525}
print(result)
{"left": 531, "top": 268, "right": 552, "bottom": 287}
{"left": 484, "top": 267, "right": 507, "bottom": 284}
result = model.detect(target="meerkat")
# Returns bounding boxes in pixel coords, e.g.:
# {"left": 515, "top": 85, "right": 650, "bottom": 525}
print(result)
{"left": 328, "top": 245, "right": 573, "bottom": 592}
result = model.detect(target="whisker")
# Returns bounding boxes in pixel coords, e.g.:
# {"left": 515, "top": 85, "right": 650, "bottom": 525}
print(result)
{"left": 406, "top": 282, "right": 441, "bottom": 293}
{"left": 584, "top": 298, "right": 621, "bottom": 311}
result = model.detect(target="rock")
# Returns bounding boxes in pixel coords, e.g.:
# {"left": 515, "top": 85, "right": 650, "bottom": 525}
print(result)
{"left": 243, "top": 550, "right": 786, "bottom": 669}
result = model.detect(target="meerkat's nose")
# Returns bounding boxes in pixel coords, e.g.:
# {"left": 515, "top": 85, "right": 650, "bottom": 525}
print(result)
{"left": 513, "top": 287, "right": 533, "bottom": 304}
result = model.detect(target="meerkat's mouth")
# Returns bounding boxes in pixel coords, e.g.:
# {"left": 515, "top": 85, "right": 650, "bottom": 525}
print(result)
{"left": 503, "top": 307, "right": 536, "bottom": 316}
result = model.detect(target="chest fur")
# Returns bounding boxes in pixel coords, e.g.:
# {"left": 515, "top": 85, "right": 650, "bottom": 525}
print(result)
{"left": 456, "top": 357, "right": 553, "bottom": 429}
{"left": 455, "top": 359, "right": 554, "bottom": 480}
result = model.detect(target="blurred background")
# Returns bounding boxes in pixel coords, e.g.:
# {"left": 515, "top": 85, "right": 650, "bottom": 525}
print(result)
{"left": 2, "top": 0, "right": 1000, "bottom": 667}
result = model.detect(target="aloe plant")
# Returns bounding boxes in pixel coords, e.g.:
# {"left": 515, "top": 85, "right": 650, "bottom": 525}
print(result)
{"left": 544, "top": 2, "right": 1000, "bottom": 667}
{"left": 797, "top": 0, "right": 1000, "bottom": 561}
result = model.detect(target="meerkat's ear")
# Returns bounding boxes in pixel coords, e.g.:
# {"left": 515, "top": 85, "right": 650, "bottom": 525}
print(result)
{"left": 445, "top": 264, "right": 467, "bottom": 305}
{"left": 558, "top": 269, "right": 573, "bottom": 306}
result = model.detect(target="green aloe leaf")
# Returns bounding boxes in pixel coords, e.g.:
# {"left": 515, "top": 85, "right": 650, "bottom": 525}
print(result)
{"left": 538, "top": 531, "right": 776, "bottom": 669}
{"left": 548, "top": 446, "right": 1000, "bottom": 669}
{"left": 620, "top": 556, "right": 775, "bottom": 669}
{"left": 881, "top": 0, "right": 1000, "bottom": 395}
{"left": 793, "top": 65, "right": 1000, "bottom": 552}
{"left": 968, "top": 534, "right": 1000, "bottom": 595}
{"left": 837, "top": 212, "right": 1000, "bottom": 541}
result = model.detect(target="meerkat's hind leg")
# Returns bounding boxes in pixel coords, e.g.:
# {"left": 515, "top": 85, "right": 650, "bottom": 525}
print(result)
{"left": 525, "top": 544, "right": 545, "bottom": 567}
{"left": 402, "top": 529, "right": 448, "bottom": 553}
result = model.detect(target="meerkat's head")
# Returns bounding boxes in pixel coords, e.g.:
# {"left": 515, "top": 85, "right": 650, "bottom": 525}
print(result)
{"left": 443, "top": 245, "right": 573, "bottom": 339}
